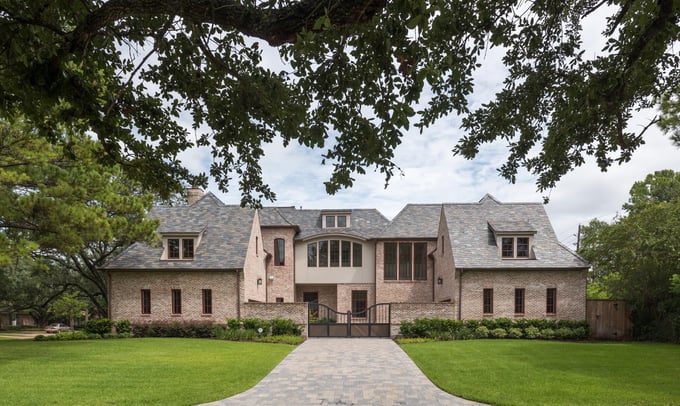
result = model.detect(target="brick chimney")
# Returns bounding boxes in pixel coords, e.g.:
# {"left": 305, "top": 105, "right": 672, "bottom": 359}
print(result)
{"left": 187, "top": 187, "right": 204, "bottom": 205}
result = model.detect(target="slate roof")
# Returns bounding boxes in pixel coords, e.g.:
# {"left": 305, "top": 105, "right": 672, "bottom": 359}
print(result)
{"left": 260, "top": 207, "right": 390, "bottom": 240}
{"left": 378, "top": 204, "right": 441, "bottom": 239}
{"left": 443, "top": 194, "right": 589, "bottom": 269}
{"left": 102, "top": 193, "right": 255, "bottom": 270}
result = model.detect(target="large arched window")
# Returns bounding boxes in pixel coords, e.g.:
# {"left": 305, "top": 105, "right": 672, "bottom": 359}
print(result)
{"left": 306, "top": 240, "right": 363, "bottom": 268}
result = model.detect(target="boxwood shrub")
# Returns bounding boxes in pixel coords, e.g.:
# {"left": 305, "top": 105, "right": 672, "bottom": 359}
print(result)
{"left": 399, "top": 318, "right": 589, "bottom": 341}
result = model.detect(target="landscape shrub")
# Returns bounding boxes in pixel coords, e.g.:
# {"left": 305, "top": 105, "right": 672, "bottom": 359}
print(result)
{"left": 524, "top": 326, "right": 541, "bottom": 339}
{"left": 507, "top": 328, "right": 523, "bottom": 339}
{"left": 270, "top": 318, "right": 301, "bottom": 336}
{"left": 115, "top": 320, "right": 131, "bottom": 334}
{"left": 217, "top": 318, "right": 302, "bottom": 342}
{"left": 541, "top": 328, "right": 556, "bottom": 339}
{"left": 490, "top": 328, "right": 508, "bottom": 338}
{"left": 84, "top": 318, "right": 113, "bottom": 335}
{"left": 453, "top": 327, "right": 475, "bottom": 340}
{"left": 474, "top": 326, "right": 489, "bottom": 338}
{"left": 241, "top": 318, "right": 270, "bottom": 334}
{"left": 131, "top": 322, "right": 218, "bottom": 338}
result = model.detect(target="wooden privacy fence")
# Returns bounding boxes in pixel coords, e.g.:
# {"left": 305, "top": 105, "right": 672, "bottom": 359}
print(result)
{"left": 586, "top": 299, "right": 632, "bottom": 340}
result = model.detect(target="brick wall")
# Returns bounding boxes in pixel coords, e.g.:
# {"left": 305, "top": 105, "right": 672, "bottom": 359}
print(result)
{"left": 261, "top": 227, "right": 296, "bottom": 302}
{"left": 336, "top": 283, "right": 376, "bottom": 313}
{"left": 391, "top": 302, "right": 457, "bottom": 337}
{"left": 241, "top": 302, "right": 308, "bottom": 337}
{"left": 109, "top": 270, "right": 240, "bottom": 324}
{"left": 459, "top": 269, "right": 587, "bottom": 320}
{"left": 375, "top": 241, "right": 437, "bottom": 303}
{"left": 295, "top": 284, "right": 338, "bottom": 309}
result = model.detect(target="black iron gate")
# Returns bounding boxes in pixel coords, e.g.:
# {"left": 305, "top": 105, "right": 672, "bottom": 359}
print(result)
{"left": 308, "top": 303, "right": 391, "bottom": 337}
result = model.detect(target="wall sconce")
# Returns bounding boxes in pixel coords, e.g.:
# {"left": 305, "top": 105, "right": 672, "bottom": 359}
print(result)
{"left": 257, "top": 278, "right": 262, "bottom": 286}
{"left": 437, "top": 277, "right": 443, "bottom": 285}
{"left": 268, "top": 275, "right": 275, "bottom": 281}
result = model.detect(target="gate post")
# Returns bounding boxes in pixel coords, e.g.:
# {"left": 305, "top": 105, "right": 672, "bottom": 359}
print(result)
{"left": 347, "top": 311, "right": 352, "bottom": 337}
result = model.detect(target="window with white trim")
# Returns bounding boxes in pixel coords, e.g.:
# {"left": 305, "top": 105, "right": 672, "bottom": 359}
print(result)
{"left": 323, "top": 214, "right": 350, "bottom": 228}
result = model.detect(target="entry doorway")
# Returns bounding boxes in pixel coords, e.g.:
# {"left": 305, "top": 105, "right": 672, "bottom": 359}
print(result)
{"left": 303, "top": 292, "right": 319, "bottom": 319}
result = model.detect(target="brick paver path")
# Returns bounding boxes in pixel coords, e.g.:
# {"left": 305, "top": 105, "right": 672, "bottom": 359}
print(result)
{"left": 201, "top": 338, "right": 484, "bottom": 406}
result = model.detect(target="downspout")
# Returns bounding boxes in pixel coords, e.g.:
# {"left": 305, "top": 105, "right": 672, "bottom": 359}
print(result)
{"left": 458, "top": 268, "right": 463, "bottom": 320}
{"left": 236, "top": 269, "right": 241, "bottom": 320}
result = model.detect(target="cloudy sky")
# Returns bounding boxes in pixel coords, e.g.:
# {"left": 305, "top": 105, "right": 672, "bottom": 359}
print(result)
{"left": 176, "top": 9, "right": 680, "bottom": 250}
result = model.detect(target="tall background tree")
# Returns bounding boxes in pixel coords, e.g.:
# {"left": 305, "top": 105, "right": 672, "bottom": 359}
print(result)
{"left": 0, "top": 1, "right": 677, "bottom": 204}
{"left": 0, "top": 119, "right": 160, "bottom": 320}
{"left": 579, "top": 169, "right": 680, "bottom": 342}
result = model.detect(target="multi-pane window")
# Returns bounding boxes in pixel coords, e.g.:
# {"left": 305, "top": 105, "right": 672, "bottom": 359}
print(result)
{"left": 307, "top": 240, "right": 363, "bottom": 267}
{"left": 501, "top": 237, "right": 531, "bottom": 258}
{"left": 324, "top": 215, "right": 349, "bottom": 228}
{"left": 171, "top": 289, "right": 182, "bottom": 314}
{"left": 383, "top": 242, "right": 428, "bottom": 281}
{"left": 167, "top": 238, "right": 194, "bottom": 260}
{"left": 352, "top": 290, "right": 368, "bottom": 315}
{"left": 515, "top": 288, "right": 525, "bottom": 314}
{"left": 274, "top": 238, "right": 285, "bottom": 266}
{"left": 141, "top": 289, "right": 151, "bottom": 314}
{"left": 483, "top": 288, "right": 493, "bottom": 314}
{"left": 202, "top": 289, "right": 212, "bottom": 314}
{"left": 546, "top": 288, "right": 557, "bottom": 314}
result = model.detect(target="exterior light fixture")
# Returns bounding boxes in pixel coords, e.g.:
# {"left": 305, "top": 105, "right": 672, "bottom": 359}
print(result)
{"left": 257, "top": 278, "right": 262, "bottom": 285}
{"left": 268, "top": 275, "right": 275, "bottom": 281}
{"left": 437, "top": 277, "right": 443, "bottom": 285}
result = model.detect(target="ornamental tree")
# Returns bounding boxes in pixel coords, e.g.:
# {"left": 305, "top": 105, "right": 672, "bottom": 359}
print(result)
{"left": 0, "top": 1, "right": 678, "bottom": 204}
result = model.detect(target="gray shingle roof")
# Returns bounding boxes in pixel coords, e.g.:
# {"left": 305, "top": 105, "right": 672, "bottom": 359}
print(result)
{"left": 379, "top": 204, "right": 441, "bottom": 239}
{"left": 260, "top": 207, "right": 390, "bottom": 240}
{"left": 102, "top": 192, "right": 255, "bottom": 270}
{"left": 444, "top": 194, "right": 589, "bottom": 269}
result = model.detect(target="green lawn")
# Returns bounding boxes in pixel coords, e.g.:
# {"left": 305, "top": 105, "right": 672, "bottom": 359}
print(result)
{"left": 401, "top": 340, "right": 680, "bottom": 406}
{"left": 0, "top": 338, "right": 294, "bottom": 405}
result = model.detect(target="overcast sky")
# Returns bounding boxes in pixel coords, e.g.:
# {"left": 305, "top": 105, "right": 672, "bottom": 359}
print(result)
{"left": 175, "top": 9, "right": 680, "bottom": 250}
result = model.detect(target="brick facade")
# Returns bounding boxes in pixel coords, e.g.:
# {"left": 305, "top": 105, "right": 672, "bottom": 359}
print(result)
{"left": 108, "top": 270, "right": 241, "bottom": 323}
{"left": 241, "top": 302, "right": 308, "bottom": 336}
{"left": 261, "top": 227, "right": 296, "bottom": 302}
{"left": 458, "top": 269, "right": 587, "bottom": 320}
{"left": 391, "top": 303, "right": 457, "bottom": 337}
{"left": 375, "top": 241, "right": 437, "bottom": 303}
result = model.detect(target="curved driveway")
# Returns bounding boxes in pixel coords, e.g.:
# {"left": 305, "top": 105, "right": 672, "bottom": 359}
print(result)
{"left": 201, "top": 338, "right": 484, "bottom": 406}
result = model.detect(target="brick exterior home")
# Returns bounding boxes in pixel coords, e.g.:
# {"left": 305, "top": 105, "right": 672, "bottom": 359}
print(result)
{"left": 103, "top": 190, "right": 589, "bottom": 324}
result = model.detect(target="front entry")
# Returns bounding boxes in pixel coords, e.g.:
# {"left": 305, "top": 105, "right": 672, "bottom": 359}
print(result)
{"left": 308, "top": 303, "right": 391, "bottom": 338}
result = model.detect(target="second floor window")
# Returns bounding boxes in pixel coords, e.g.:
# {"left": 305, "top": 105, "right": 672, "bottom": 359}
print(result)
{"left": 307, "top": 240, "right": 362, "bottom": 268}
{"left": 274, "top": 238, "right": 285, "bottom": 266}
{"left": 167, "top": 238, "right": 195, "bottom": 260}
{"left": 501, "top": 237, "right": 530, "bottom": 259}
{"left": 384, "top": 242, "right": 428, "bottom": 281}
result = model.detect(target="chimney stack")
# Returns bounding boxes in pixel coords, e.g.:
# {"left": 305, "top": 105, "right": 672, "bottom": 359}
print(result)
{"left": 187, "top": 187, "right": 204, "bottom": 205}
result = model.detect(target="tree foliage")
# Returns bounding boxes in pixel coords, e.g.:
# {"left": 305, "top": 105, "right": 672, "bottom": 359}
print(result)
{"left": 578, "top": 170, "right": 680, "bottom": 342}
{"left": 0, "top": 0, "right": 677, "bottom": 204}
{"left": 1, "top": 118, "right": 160, "bottom": 317}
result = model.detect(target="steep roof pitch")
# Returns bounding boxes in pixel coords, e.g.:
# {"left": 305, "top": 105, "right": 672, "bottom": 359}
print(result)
{"left": 443, "top": 194, "right": 589, "bottom": 269}
{"left": 378, "top": 204, "right": 441, "bottom": 239}
{"left": 260, "top": 207, "right": 390, "bottom": 240}
{"left": 102, "top": 192, "right": 255, "bottom": 270}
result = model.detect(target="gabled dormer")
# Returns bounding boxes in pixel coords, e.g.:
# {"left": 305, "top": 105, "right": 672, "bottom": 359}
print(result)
{"left": 160, "top": 226, "right": 206, "bottom": 261}
{"left": 488, "top": 221, "right": 537, "bottom": 260}
{"left": 321, "top": 210, "right": 351, "bottom": 229}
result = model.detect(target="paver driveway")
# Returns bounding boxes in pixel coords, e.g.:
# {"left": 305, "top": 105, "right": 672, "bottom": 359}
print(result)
{"left": 201, "top": 338, "right": 484, "bottom": 406}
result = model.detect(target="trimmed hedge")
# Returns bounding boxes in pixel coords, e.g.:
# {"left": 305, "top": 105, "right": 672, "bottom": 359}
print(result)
{"left": 130, "top": 318, "right": 303, "bottom": 340}
{"left": 131, "top": 322, "right": 217, "bottom": 338}
{"left": 399, "top": 318, "right": 589, "bottom": 340}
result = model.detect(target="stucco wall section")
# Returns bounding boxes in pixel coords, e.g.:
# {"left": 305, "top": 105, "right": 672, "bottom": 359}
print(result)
{"left": 261, "top": 227, "right": 296, "bottom": 302}
{"left": 109, "top": 270, "right": 239, "bottom": 323}
{"left": 243, "top": 211, "right": 267, "bottom": 302}
{"left": 375, "top": 240, "right": 437, "bottom": 303}
{"left": 459, "top": 269, "right": 587, "bottom": 320}
{"left": 391, "top": 302, "right": 457, "bottom": 337}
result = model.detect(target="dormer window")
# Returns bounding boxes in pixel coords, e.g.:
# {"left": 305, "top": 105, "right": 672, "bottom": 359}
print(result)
{"left": 165, "top": 237, "right": 196, "bottom": 260}
{"left": 488, "top": 220, "right": 535, "bottom": 260}
{"left": 501, "top": 237, "right": 531, "bottom": 259}
{"left": 323, "top": 213, "right": 349, "bottom": 228}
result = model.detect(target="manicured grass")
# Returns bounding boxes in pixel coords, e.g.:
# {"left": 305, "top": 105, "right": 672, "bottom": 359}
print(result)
{"left": 401, "top": 340, "right": 680, "bottom": 406}
{"left": 0, "top": 338, "right": 295, "bottom": 405}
